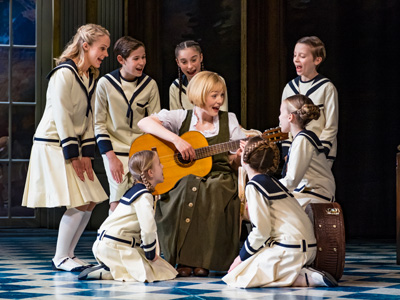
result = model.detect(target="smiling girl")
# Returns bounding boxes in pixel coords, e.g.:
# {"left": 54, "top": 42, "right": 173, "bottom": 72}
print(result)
{"left": 22, "top": 24, "right": 110, "bottom": 272}
{"left": 138, "top": 71, "right": 245, "bottom": 277}
{"left": 95, "top": 36, "right": 161, "bottom": 212}
{"left": 281, "top": 36, "right": 338, "bottom": 170}
{"left": 169, "top": 40, "right": 228, "bottom": 111}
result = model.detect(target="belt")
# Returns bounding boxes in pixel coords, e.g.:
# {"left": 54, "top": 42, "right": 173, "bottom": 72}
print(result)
{"left": 269, "top": 239, "right": 317, "bottom": 252}
{"left": 97, "top": 230, "right": 141, "bottom": 248}
{"left": 33, "top": 137, "right": 61, "bottom": 146}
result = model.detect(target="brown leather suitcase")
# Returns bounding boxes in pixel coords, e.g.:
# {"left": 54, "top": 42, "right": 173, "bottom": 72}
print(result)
{"left": 305, "top": 202, "right": 346, "bottom": 281}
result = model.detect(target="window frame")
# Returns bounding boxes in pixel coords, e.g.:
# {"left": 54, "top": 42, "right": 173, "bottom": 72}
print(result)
{"left": 0, "top": 0, "right": 53, "bottom": 227}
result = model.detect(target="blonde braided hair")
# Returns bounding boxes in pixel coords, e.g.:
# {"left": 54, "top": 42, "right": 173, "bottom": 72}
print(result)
{"left": 128, "top": 150, "right": 156, "bottom": 192}
{"left": 139, "top": 171, "right": 154, "bottom": 193}
{"left": 243, "top": 136, "right": 280, "bottom": 175}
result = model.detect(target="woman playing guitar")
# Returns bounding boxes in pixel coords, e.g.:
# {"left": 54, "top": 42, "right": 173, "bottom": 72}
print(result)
{"left": 138, "top": 71, "right": 246, "bottom": 277}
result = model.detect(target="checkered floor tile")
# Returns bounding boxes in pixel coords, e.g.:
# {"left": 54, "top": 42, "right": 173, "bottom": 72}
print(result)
{"left": 0, "top": 229, "right": 399, "bottom": 299}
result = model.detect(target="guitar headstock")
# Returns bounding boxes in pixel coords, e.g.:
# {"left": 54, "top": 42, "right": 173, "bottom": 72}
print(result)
{"left": 262, "top": 127, "right": 289, "bottom": 143}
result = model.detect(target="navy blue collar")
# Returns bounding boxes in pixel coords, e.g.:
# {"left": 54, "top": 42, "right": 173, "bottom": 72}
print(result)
{"left": 119, "top": 183, "right": 151, "bottom": 205}
{"left": 247, "top": 174, "right": 292, "bottom": 200}
{"left": 46, "top": 59, "right": 95, "bottom": 117}
{"left": 294, "top": 130, "right": 325, "bottom": 153}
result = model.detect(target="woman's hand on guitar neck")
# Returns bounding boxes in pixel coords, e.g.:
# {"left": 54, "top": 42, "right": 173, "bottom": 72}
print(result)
{"left": 172, "top": 135, "right": 196, "bottom": 161}
{"left": 229, "top": 140, "right": 246, "bottom": 171}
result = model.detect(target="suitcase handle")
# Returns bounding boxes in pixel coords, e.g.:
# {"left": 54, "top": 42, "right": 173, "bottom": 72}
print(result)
{"left": 326, "top": 208, "right": 340, "bottom": 215}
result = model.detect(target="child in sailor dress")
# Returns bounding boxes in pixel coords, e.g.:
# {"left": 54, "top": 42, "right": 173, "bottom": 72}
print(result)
{"left": 95, "top": 70, "right": 160, "bottom": 204}
{"left": 223, "top": 173, "right": 317, "bottom": 288}
{"left": 281, "top": 36, "right": 338, "bottom": 168}
{"left": 280, "top": 130, "right": 335, "bottom": 208}
{"left": 223, "top": 136, "right": 338, "bottom": 288}
{"left": 281, "top": 75, "right": 338, "bottom": 165}
{"left": 22, "top": 23, "right": 110, "bottom": 272}
{"left": 22, "top": 60, "right": 108, "bottom": 209}
{"left": 95, "top": 37, "right": 161, "bottom": 210}
{"left": 22, "top": 24, "right": 110, "bottom": 272}
{"left": 79, "top": 150, "right": 177, "bottom": 282}
{"left": 89, "top": 183, "right": 177, "bottom": 282}
{"left": 279, "top": 93, "right": 335, "bottom": 208}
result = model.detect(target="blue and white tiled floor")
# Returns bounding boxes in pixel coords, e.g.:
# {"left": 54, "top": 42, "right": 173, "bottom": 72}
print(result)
{"left": 1, "top": 229, "right": 400, "bottom": 299}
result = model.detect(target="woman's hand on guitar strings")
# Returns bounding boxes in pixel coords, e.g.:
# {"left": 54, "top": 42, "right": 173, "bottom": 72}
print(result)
{"left": 173, "top": 136, "right": 196, "bottom": 161}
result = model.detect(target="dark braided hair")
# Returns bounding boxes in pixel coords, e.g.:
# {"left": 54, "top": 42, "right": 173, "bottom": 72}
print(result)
{"left": 175, "top": 40, "right": 204, "bottom": 108}
{"left": 128, "top": 150, "right": 156, "bottom": 193}
{"left": 243, "top": 136, "right": 280, "bottom": 175}
{"left": 285, "top": 94, "right": 320, "bottom": 128}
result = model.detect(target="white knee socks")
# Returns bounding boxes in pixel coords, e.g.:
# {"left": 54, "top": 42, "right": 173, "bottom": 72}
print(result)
{"left": 69, "top": 211, "right": 92, "bottom": 265}
{"left": 53, "top": 208, "right": 85, "bottom": 265}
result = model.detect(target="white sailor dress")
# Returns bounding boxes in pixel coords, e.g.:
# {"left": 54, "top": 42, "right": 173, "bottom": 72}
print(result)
{"left": 223, "top": 174, "right": 316, "bottom": 288}
{"left": 92, "top": 183, "right": 178, "bottom": 282}
{"left": 169, "top": 73, "right": 229, "bottom": 111}
{"left": 280, "top": 130, "right": 336, "bottom": 208}
{"left": 95, "top": 70, "right": 160, "bottom": 202}
{"left": 281, "top": 74, "right": 339, "bottom": 165}
{"left": 22, "top": 60, "right": 107, "bottom": 208}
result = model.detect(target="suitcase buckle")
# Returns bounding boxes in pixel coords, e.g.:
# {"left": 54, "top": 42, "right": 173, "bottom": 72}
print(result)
{"left": 326, "top": 208, "right": 340, "bottom": 215}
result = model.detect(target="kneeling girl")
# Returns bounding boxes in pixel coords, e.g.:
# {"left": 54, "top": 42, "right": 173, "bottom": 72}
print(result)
{"left": 223, "top": 136, "right": 337, "bottom": 288}
{"left": 79, "top": 150, "right": 177, "bottom": 282}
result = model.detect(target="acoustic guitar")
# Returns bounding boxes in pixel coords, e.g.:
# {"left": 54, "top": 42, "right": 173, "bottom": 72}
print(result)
{"left": 129, "top": 127, "right": 288, "bottom": 195}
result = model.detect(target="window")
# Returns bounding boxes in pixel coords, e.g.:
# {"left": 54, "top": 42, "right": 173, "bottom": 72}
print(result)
{"left": 0, "top": 0, "right": 37, "bottom": 219}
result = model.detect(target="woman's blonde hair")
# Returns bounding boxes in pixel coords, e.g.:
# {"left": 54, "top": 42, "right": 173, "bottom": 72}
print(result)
{"left": 55, "top": 23, "right": 109, "bottom": 78}
{"left": 285, "top": 94, "right": 320, "bottom": 128}
{"left": 128, "top": 150, "right": 156, "bottom": 192}
{"left": 187, "top": 71, "right": 227, "bottom": 107}
{"left": 243, "top": 136, "right": 280, "bottom": 175}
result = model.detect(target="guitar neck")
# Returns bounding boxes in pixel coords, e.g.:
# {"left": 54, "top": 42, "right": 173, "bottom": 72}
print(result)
{"left": 192, "top": 127, "right": 288, "bottom": 160}
{"left": 195, "top": 139, "right": 244, "bottom": 159}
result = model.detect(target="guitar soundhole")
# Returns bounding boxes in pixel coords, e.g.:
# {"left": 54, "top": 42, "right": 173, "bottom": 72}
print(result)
{"left": 175, "top": 153, "right": 195, "bottom": 168}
